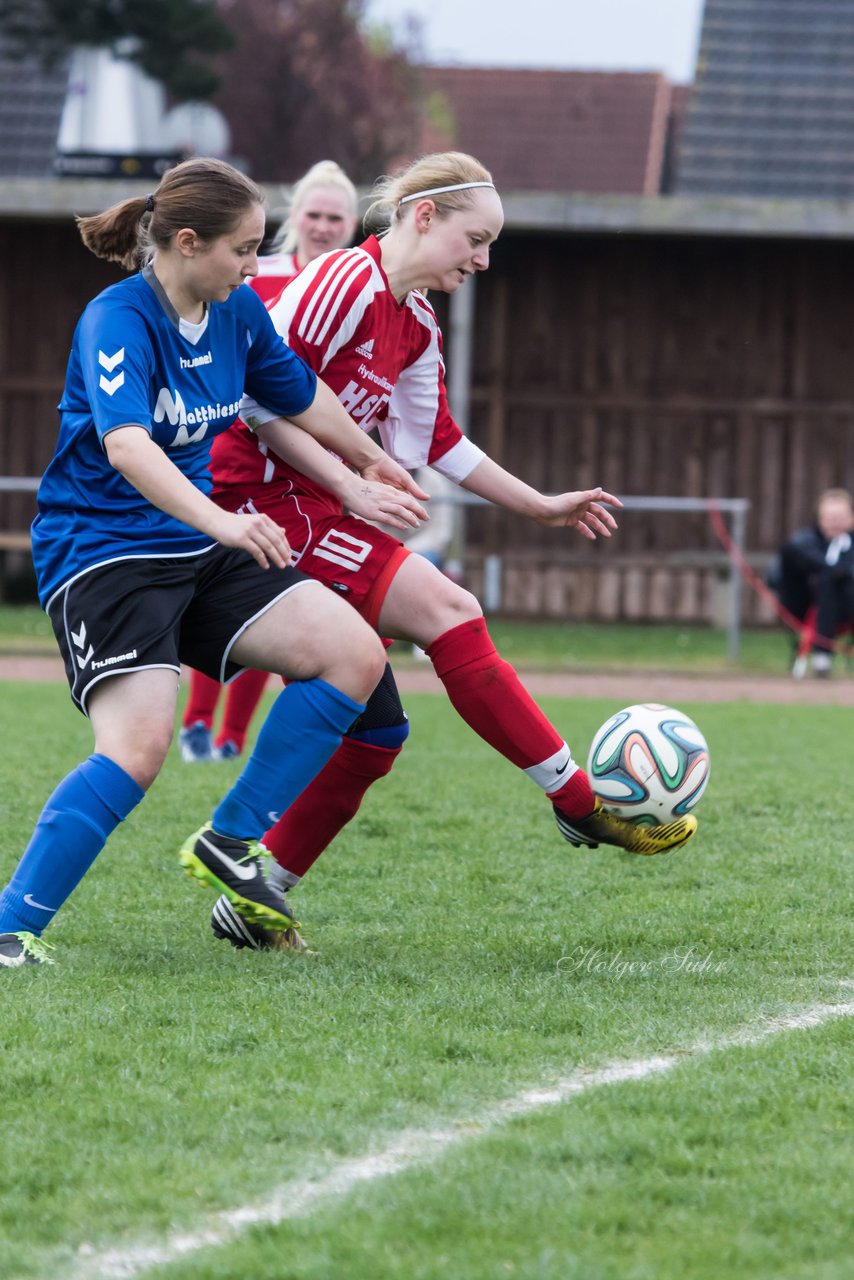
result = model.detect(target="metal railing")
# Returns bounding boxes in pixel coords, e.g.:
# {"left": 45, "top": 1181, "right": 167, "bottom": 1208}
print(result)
{"left": 0, "top": 478, "right": 751, "bottom": 656}
{"left": 436, "top": 492, "right": 751, "bottom": 660}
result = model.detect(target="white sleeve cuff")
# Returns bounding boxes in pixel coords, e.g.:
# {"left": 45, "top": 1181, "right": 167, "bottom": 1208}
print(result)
{"left": 239, "top": 395, "right": 279, "bottom": 431}
{"left": 430, "top": 437, "right": 486, "bottom": 484}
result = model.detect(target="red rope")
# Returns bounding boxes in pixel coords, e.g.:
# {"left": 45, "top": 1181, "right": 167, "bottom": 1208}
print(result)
{"left": 705, "top": 498, "right": 854, "bottom": 656}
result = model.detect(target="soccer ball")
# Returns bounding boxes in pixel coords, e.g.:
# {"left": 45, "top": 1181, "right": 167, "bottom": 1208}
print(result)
{"left": 586, "top": 703, "right": 710, "bottom": 826}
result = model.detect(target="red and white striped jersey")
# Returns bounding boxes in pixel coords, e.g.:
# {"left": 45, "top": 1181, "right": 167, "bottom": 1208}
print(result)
{"left": 213, "top": 235, "right": 484, "bottom": 511}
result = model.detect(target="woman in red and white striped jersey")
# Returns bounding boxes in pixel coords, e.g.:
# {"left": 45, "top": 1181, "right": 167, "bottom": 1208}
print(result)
{"left": 201, "top": 150, "right": 697, "bottom": 950}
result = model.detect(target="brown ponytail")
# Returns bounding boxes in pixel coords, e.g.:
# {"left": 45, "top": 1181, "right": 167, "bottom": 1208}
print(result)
{"left": 76, "top": 157, "right": 265, "bottom": 271}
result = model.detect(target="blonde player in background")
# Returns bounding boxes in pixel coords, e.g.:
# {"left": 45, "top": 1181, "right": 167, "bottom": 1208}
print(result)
{"left": 180, "top": 161, "right": 359, "bottom": 762}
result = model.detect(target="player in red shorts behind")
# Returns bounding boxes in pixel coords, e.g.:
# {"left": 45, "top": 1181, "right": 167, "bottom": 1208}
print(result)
{"left": 180, "top": 161, "right": 359, "bottom": 762}
{"left": 196, "top": 151, "right": 698, "bottom": 952}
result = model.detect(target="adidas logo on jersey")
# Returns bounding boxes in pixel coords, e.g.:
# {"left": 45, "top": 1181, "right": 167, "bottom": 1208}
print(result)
{"left": 355, "top": 338, "right": 374, "bottom": 359}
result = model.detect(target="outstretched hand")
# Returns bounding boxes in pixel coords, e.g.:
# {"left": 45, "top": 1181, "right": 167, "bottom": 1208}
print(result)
{"left": 536, "top": 487, "right": 623, "bottom": 539}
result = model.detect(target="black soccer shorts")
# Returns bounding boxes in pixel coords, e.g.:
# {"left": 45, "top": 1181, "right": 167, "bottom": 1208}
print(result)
{"left": 47, "top": 545, "right": 313, "bottom": 714}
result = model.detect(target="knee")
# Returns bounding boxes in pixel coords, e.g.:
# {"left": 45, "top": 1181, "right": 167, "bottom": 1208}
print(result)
{"left": 428, "top": 582, "right": 483, "bottom": 633}
{"left": 128, "top": 731, "right": 173, "bottom": 790}
{"left": 345, "top": 660, "right": 409, "bottom": 749}
{"left": 323, "top": 620, "right": 386, "bottom": 702}
{"left": 96, "top": 722, "right": 173, "bottom": 791}
{"left": 355, "top": 632, "right": 388, "bottom": 696}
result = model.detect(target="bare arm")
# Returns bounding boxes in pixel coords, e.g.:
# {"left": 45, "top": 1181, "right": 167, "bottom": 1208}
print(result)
{"left": 254, "top": 417, "right": 430, "bottom": 530}
{"left": 458, "top": 455, "right": 622, "bottom": 540}
{"left": 104, "top": 426, "right": 292, "bottom": 568}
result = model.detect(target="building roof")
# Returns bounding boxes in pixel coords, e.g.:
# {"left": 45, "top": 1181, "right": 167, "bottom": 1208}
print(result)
{"left": 418, "top": 66, "right": 676, "bottom": 196}
{"left": 675, "top": 0, "right": 854, "bottom": 198}
{"left": 0, "top": 49, "right": 677, "bottom": 197}
{"left": 7, "top": 175, "right": 854, "bottom": 244}
{"left": 0, "top": 36, "right": 68, "bottom": 177}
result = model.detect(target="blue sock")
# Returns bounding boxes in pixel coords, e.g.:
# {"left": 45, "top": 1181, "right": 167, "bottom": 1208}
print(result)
{"left": 212, "top": 679, "right": 365, "bottom": 839}
{"left": 0, "top": 754, "right": 144, "bottom": 936}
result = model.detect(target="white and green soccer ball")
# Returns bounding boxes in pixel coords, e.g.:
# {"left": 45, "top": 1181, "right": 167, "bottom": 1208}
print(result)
{"left": 586, "top": 703, "right": 710, "bottom": 827}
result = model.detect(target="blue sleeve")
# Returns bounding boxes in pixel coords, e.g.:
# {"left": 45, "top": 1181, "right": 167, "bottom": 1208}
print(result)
{"left": 240, "top": 287, "right": 317, "bottom": 419}
{"left": 76, "top": 297, "right": 155, "bottom": 442}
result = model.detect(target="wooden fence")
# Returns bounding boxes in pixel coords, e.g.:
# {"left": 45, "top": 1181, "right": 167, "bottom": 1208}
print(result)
{"left": 437, "top": 231, "right": 854, "bottom": 624}
{"left": 2, "top": 212, "right": 854, "bottom": 622}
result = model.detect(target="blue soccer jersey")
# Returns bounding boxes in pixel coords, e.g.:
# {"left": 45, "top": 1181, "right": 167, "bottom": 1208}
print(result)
{"left": 32, "top": 266, "right": 317, "bottom": 606}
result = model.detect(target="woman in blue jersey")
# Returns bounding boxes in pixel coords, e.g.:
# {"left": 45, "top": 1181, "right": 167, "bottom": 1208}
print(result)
{"left": 0, "top": 157, "right": 427, "bottom": 968}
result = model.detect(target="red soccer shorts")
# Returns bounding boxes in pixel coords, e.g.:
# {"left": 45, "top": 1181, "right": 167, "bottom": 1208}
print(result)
{"left": 215, "top": 485, "right": 410, "bottom": 629}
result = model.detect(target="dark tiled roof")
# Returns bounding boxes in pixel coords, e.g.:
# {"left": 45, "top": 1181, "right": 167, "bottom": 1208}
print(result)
{"left": 662, "top": 84, "right": 693, "bottom": 190}
{"left": 418, "top": 67, "right": 675, "bottom": 195}
{"left": 0, "top": 36, "right": 68, "bottom": 177}
{"left": 675, "top": 0, "right": 854, "bottom": 198}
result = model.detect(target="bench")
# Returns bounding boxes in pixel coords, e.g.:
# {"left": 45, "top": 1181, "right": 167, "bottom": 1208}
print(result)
{"left": 0, "top": 530, "right": 34, "bottom": 600}
{"left": 0, "top": 531, "right": 32, "bottom": 552}
{"left": 0, "top": 478, "right": 38, "bottom": 596}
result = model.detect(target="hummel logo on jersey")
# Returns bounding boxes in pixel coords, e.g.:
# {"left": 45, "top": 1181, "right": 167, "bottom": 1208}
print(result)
{"left": 98, "top": 347, "right": 125, "bottom": 395}
{"left": 355, "top": 337, "right": 374, "bottom": 359}
{"left": 179, "top": 351, "right": 213, "bottom": 370}
{"left": 199, "top": 833, "right": 258, "bottom": 881}
{"left": 99, "top": 347, "right": 124, "bottom": 371}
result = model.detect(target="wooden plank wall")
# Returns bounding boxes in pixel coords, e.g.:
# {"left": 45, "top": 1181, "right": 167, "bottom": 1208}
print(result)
{"left": 446, "top": 232, "right": 854, "bottom": 624}
{"left": 0, "top": 221, "right": 123, "bottom": 535}
{"left": 2, "top": 218, "right": 854, "bottom": 623}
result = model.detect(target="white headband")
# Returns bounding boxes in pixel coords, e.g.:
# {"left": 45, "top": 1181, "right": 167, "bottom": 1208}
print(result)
{"left": 399, "top": 181, "right": 495, "bottom": 205}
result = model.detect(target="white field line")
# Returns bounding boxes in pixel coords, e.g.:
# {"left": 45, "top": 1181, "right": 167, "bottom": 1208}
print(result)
{"left": 70, "top": 997, "right": 854, "bottom": 1280}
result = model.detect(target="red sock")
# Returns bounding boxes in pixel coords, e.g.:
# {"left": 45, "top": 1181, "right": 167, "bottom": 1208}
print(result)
{"left": 263, "top": 738, "right": 401, "bottom": 879}
{"left": 426, "top": 617, "right": 595, "bottom": 819}
{"left": 547, "top": 769, "right": 596, "bottom": 819}
{"left": 183, "top": 669, "right": 221, "bottom": 730}
{"left": 215, "top": 668, "right": 271, "bottom": 753}
{"left": 426, "top": 617, "right": 567, "bottom": 767}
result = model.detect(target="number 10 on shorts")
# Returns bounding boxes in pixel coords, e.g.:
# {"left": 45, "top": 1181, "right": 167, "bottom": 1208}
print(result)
{"left": 311, "top": 529, "right": 373, "bottom": 572}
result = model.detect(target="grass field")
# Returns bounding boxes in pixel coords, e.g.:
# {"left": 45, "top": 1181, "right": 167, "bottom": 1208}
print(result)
{"left": 1, "top": 670, "right": 852, "bottom": 1279}
{"left": 0, "top": 602, "right": 798, "bottom": 674}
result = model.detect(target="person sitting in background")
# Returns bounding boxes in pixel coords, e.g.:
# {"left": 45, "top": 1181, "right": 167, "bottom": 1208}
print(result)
{"left": 768, "top": 487, "right": 854, "bottom": 677}
{"left": 179, "top": 160, "right": 358, "bottom": 762}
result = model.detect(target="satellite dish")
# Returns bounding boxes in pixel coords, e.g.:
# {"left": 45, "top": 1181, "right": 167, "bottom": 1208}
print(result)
{"left": 161, "top": 103, "right": 231, "bottom": 156}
